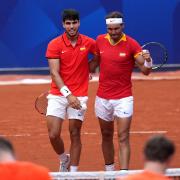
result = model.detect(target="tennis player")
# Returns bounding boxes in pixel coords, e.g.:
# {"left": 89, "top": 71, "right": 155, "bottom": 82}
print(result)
{"left": 89, "top": 11, "right": 152, "bottom": 171}
{"left": 46, "top": 9, "right": 96, "bottom": 172}
{"left": 119, "top": 135, "right": 175, "bottom": 180}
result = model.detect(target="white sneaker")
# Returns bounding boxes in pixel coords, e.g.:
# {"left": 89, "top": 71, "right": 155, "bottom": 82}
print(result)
{"left": 119, "top": 169, "right": 128, "bottom": 175}
{"left": 59, "top": 154, "right": 70, "bottom": 172}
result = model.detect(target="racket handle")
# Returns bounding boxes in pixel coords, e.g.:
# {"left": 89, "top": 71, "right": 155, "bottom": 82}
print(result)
{"left": 144, "top": 59, "right": 153, "bottom": 68}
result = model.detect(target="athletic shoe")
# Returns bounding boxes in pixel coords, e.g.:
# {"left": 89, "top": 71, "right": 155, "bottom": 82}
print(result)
{"left": 119, "top": 169, "right": 128, "bottom": 175}
{"left": 59, "top": 154, "right": 70, "bottom": 172}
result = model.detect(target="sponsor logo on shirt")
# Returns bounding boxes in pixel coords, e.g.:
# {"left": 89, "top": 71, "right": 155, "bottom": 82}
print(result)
{"left": 100, "top": 51, "right": 104, "bottom": 54}
{"left": 61, "top": 50, "right": 67, "bottom": 54}
{"left": 80, "top": 46, "right": 86, "bottom": 51}
{"left": 119, "top": 52, "right": 126, "bottom": 57}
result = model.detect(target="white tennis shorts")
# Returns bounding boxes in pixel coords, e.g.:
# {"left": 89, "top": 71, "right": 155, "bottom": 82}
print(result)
{"left": 46, "top": 94, "right": 88, "bottom": 121}
{"left": 95, "top": 96, "right": 133, "bottom": 121}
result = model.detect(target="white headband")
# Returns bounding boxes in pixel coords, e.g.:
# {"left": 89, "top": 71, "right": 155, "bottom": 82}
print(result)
{"left": 106, "top": 18, "right": 123, "bottom": 25}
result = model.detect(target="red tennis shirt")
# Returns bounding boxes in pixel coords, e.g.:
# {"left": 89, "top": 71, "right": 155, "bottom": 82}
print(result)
{"left": 96, "top": 33, "right": 142, "bottom": 99}
{"left": 46, "top": 33, "right": 96, "bottom": 96}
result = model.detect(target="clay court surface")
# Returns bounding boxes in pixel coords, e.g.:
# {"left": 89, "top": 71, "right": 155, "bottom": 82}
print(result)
{"left": 0, "top": 71, "right": 180, "bottom": 172}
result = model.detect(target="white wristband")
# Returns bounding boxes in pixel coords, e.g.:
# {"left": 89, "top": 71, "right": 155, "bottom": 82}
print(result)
{"left": 60, "top": 86, "right": 71, "bottom": 97}
{"left": 144, "top": 59, "right": 153, "bottom": 68}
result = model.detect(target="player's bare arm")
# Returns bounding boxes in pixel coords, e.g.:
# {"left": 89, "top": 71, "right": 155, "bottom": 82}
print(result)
{"left": 88, "top": 55, "right": 100, "bottom": 73}
{"left": 48, "top": 58, "right": 81, "bottom": 110}
{"left": 135, "top": 50, "right": 152, "bottom": 75}
{"left": 48, "top": 58, "right": 64, "bottom": 89}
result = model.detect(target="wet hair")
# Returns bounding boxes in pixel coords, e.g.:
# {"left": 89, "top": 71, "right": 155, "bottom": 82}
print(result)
{"left": 105, "top": 11, "right": 124, "bottom": 19}
{"left": 0, "top": 137, "right": 15, "bottom": 155}
{"left": 62, "top": 9, "right": 80, "bottom": 22}
{"left": 144, "top": 135, "right": 175, "bottom": 163}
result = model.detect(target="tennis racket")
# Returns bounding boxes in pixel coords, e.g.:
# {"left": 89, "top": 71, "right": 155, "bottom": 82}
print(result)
{"left": 141, "top": 42, "right": 168, "bottom": 70}
{"left": 35, "top": 91, "right": 49, "bottom": 115}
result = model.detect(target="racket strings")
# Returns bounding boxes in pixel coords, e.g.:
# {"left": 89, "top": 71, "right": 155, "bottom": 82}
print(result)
{"left": 142, "top": 42, "right": 168, "bottom": 70}
{"left": 145, "top": 45, "right": 165, "bottom": 62}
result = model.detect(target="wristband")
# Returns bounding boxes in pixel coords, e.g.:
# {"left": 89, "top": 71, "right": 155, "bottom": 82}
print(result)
{"left": 60, "top": 86, "right": 72, "bottom": 97}
{"left": 144, "top": 59, "right": 153, "bottom": 68}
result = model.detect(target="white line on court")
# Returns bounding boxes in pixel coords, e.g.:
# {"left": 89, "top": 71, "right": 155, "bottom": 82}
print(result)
{"left": 0, "top": 73, "right": 180, "bottom": 85}
{"left": 130, "top": 130, "right": 167, "bottom": 134}
{"left": 91, "top": 76, "right": 180, "bottom": 81}
{"left": 0, "top": 79, "right": 51, "bottom": 85}
{"left": 0, "top": 134, "right": 32, "bottom": 137}
{"left": 0, "top": 130, "right": 167, "bottom": 137}
{"left": 82, "top": 131, "right": 167, "bottom": 135}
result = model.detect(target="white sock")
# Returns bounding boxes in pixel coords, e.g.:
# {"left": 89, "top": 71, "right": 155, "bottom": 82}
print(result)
{"left": 120, "top": 169, "right": 128, "bottom": 174}
{"left": 70, "top": 166, "right": 78, "bottom": 172}
{"left": 105, "top": 164, "right": 115, "bottom": 171}
{"left": 59, "top": 152, "right": 68, "bottom": 162}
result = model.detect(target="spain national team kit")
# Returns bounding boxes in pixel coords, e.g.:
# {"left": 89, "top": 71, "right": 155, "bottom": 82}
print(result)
{"left": 46, "top": 32, "right": 96, "bottom": 96}
{"left": 96, "top": 33, "right": 142, "bottom": 99}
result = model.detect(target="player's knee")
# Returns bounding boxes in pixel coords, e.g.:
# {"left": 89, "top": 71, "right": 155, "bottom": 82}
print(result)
{"left": 69, "top": 128, "right": 81, "bottom": 140}
{"left": 118, "top": 132, "right": 129, "bottom": 144}
{"left": 101, "top": 130, "right": 113, "bottom": 141}
{"left": 48, "top": 129, "right": 60, "bottom": 140}
{"left": 70, "top": 129, "right": 81, "bottom": 146}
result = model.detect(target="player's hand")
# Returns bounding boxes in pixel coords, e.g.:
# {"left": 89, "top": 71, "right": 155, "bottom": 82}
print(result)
{"left": 142, "top": 49, "right": 152, "bottom": 62}
{"left": 66, "top": 94, "right": 81, "bottom": 110}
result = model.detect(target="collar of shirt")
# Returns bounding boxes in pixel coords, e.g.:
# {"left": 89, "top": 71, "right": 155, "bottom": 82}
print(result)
{"left": 105, "top": 33, "right": 127, "bottom": 45}
{"left": 62, "top": 32, "right": 82, "bottom": 47}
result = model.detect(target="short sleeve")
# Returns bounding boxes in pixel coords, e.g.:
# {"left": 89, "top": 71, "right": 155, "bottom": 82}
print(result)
{"left": 95, "top": 36, "right": 101, "bottom": 56}
{"left": 130, "top": 39, "right": 142, "bottom": 58}
{"left": 46, "top": 38, "right": 61, "bottom": 59}
{"left": 88, "top": 38, "right": 98, "bottom": 55}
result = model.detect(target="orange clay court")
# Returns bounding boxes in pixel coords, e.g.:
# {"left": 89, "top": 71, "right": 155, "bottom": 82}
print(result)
{"left": 0, "top": 71, "right": 180, "bottom": 172}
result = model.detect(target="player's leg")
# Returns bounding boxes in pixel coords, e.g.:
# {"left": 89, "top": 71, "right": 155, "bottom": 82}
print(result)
{"left": 116, "top": 117, "right": 131, "bottom": 170}
{"left": 113, "top": 96, "right": 133, "bottom": 170}
{"left": 99, "top": 118, "right": 115, "bottom": 170}
{"left": 46, "top": 116, "right": 64, "bottom": 155}
{"left": 95, "top": 96, "right": 115, "bottom": 171}
{"left": 67, "top": 96, "right": 88, "bottom": 172}
{"left": 46, "top": 94, "right": 69, "bottom": 171}
{"left": 68, "top": 119, "right": 82, "bottom": 172}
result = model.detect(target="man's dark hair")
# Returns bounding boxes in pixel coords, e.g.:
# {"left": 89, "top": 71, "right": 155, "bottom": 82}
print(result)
{"left": 105, "top": 11, "right": 123, "bottom": 19}
{"left": 62, "top": 9, "right": 80, "bottom": 22}
{"left": 144, "top": 135, "right": 175, "bottom": 163}
{"left": 0, "top": 137, "right": 14, "bottom": 155}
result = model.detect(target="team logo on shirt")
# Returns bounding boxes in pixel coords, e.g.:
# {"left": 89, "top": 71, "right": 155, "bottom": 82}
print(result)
{"left": 80, "top": 46, "right": 86, "bottom": 51}
{"left": 119, "top": 52, "right": 126, "bottom": 57}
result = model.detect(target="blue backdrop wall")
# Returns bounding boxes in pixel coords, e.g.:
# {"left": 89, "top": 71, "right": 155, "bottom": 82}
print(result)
{"left": 0, "top": 0, "right": 180, "bottom": 69}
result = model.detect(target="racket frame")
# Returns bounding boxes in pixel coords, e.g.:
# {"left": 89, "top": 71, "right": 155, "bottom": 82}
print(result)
{"left": 35, "top": 91, "right": 49, "bottom": 115}
{"left": 141, "top": 41, "right": 168, "bottom": 70}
